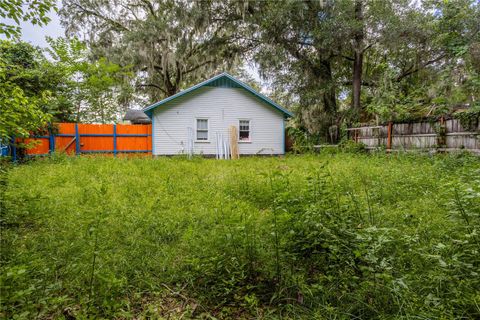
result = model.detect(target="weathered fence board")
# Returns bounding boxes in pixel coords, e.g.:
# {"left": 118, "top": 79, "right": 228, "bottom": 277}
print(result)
{"left": 348, "top": 118, "right": 479, "bottom": 153}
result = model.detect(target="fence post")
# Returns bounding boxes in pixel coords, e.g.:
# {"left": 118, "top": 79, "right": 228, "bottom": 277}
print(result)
{"left": 437, "top": 116, "right": 446, "bottom": 150}
{"left": 387, "top": 121, "right": 393, "bottom": 151}
{"left": 113, "top": 124, "right": 117, "bottom": 157}
{"left": 11, "top": 136, "right": 17, "bottom": 162}
{"left": 49, "top": 129, "right": 55, "bottom": 154}
{"left": 75, "top": 123, "right": 80, "bottom": 155}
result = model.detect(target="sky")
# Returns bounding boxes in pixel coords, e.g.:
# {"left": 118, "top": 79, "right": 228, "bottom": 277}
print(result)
{"left": 0, "top": 7, "right": 64, "bottom": 48}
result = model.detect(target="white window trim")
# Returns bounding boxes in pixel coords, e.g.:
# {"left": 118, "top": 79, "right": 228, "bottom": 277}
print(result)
{"left": 238, "top": 119, "right": 252, "bottom": 143}
{"left": 195, "top": 118, "right": 210, "bottom": 143}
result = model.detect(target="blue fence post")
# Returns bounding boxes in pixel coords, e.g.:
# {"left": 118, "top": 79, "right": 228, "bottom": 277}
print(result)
{"left": 113, "top": 124, "right": 117, "bottom": 157}
{"left": 11, "top": 136, "right": 17, "bottom": 162}
{"left": 75, "top": 123, "right": 80, "bottom": 155}
{"left": 49, "top": 129, "right": 55, "bottom": 154}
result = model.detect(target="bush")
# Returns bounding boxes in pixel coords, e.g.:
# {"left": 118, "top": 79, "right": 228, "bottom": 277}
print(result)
{"left": 339, "top": 139, "right": 367, "bottom": 153}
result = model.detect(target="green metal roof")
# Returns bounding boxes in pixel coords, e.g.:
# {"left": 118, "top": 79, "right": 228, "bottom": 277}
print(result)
{"left": 143, "top": 72, "right": 293, "bottom": 118}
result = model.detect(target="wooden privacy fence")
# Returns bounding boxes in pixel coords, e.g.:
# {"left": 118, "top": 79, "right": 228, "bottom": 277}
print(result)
{"left": 12, "top": 123, "right": 152, "bottom": 160}
{"left": 347, "top": 118, "right": 479, "bottom": 153}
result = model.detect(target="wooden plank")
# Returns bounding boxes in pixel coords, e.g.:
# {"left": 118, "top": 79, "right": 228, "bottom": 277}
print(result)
{"left": 387, "top": 122, "right": 393, "bottom": 150}
{"left": 229, "top": 125, "right": 239, "bottom": 159}
{"left": 62, "top": 137, "right": 76, "bottom": 151}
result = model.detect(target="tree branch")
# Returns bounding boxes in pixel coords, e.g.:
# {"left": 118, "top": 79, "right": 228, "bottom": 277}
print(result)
{"left": 175, "top": 61, "right": 182, "bottom": 87}
{"left": 120, "top": 4, "right": 140, "bottom": 21}
{"left": 396, "top": 53, "right": 447, "bottom": 81}
{"left": 184, "top": 60, "right": 215, "bottom": 74}
{"left": 140, "top": 65, "right": 164, "bottom": 72}
{"left": 342, "top": 80, "right": 375, "bottom": 86}
{"left": 140, "top": 0, "right": 156, "bottom": 18}
{"left": 136, "top": 83, "right": 166, "bottom": 94}
{"left": 71, "top": 2, "right": 130, "bottom": 32}
{"left": 341, "top": 55, "right": 355, "bottom": 62}
{"left": 361, "top": 43, "right": 374, "bottom": 54}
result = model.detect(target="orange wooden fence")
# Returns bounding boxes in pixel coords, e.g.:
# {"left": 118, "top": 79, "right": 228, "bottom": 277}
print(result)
{"left": 20, "top": 123, "right": 152, "bottom": 158}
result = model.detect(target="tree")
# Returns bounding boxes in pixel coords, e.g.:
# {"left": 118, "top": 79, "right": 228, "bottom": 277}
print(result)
{"left": 243, "top": 0, "right": 340, "bottom": 137}
{"left": 0, "top": 0, "right": 57, "bottom": 38}
{"left": 57, "top": 0, "right": 480, "bottom": 134}
{"left": 366, "top": 0, "right": 480, "bottom": 122}
{"left": 351, "top": 0, "right": 364, "bottom": 118}
{"left": 1, "top": 38, "right": 131, "bottom": 136}
{"left": 0, "top": 77, "right": 51, "bottom": 141}
{"left": 46, "top": 37, "right": 134, "bottom": 123}
{"left": 238, "top": 0, "right": 480, "bottom": 134}
{"left": 0, "top": 39, "right": 78, "bottom": 123}
{"left": 0, "top": 42, "right": 51, "bottom": 140}
{"left": 60, "top": 0, "right": 243, "bottom": 102}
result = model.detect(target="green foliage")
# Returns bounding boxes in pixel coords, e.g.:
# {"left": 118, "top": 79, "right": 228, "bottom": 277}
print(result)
{"left": 0, "top": 38, "right": 133, "bottom": 128}
{"left": 338, "top": 139, "right": 367, "bottom": 153}
{"left": 286, "top": 125, "right": 320, "bottom": 153}
{"left": 46, "top": 37, "right": 134, "bottom": 123}
{"left": 248, "top": 0, "right": 342, "bottom": 135}
{"left": 0, "top": 0, "right": 56, "bottom": 39}
{"left": 361, "top": 0, "right": 480, "bottom": 123}
{"left": 0, "top": 39, "right": 79, "bottom": 123}
{"left": 60, "top": 0, "right": 243, "bottom": 102}
{"left": 231, "top": 0, "right": 480, "bottom": 129}
{"left": 1, "top": 154, "right": 479, "bottom": 319}
{"left": 0, "top": 42, "right": 51, "bottom": 140}
{"left": 453, "top": 105, "right": 480, "bottom": 131}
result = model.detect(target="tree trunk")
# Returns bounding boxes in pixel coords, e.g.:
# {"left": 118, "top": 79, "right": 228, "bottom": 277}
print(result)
{"left": 313, "top": 59, "right": 337, "bottom": 117}
{"left": 316, "top": 59, "right": 338, "bottom": 142}
{"left": 321, "top": 60, "right": 337, "bottom": 117}
{"left": 352, "top": 0, "right": 364, "bottom": 121}
{"left": 166, "top": 85, "right": 178, "bottom": 96}
{"left": 166, "top": 77, "right": 177, "bottom": 96}
{"left": 352, "top": 51, "right": 363, "bottom": 118}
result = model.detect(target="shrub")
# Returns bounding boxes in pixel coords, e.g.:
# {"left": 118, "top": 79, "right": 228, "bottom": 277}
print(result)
{"left": 339, "top": 139, "right": 368, "bottom": 153}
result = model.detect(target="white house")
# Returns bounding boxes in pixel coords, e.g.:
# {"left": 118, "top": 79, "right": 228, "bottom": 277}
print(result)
{"left": 143, "top": 73, "right": 293, "bottom": 156}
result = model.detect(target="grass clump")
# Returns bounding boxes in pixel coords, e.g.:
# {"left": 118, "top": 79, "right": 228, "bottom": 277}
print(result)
{"left": 1, "top": 153, "right": 479, "bottom": 319}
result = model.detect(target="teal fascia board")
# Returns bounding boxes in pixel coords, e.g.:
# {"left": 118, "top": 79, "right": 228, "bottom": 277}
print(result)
{"left": 143, "top": 72, "right": 293, "bottom": 118}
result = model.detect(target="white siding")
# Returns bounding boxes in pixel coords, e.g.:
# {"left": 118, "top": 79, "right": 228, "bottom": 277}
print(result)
{"left": 152, "top": 86, "right": 285, "bottom": 155}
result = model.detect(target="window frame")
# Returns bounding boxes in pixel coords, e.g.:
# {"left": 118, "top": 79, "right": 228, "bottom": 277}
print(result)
{"left": 195, "top": 118, "right": 209, "bottom": 142}
{"left": 238, "top": 119, "right": 251, "bottom": 143}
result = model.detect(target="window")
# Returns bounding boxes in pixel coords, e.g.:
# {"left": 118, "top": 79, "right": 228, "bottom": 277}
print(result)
{"left": 196, "top": 119, "right": 208, "bottom": 141}
{"left": 239, "top": 120, "right": 250, "bottom": 141}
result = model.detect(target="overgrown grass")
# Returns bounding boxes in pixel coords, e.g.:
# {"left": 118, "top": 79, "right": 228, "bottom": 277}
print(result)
{"left": 1, "top": 153, "right": 479, "bottom": 319}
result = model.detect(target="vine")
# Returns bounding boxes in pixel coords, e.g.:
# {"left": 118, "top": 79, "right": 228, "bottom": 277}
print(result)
{"left": 453, "top": 105, "right": 480, "bottom": 132}
{"left": 433, "top": 121, "right": 447, "bottom": 148}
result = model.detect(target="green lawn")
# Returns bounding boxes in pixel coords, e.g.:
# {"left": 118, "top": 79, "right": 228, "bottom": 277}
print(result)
{"left": 1, "top": 153, "right": 479, "bottom": 319}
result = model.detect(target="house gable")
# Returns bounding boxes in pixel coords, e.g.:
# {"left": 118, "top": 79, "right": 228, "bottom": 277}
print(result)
{"left": 143, "top": 73, "right": 293, "bottom": 118}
